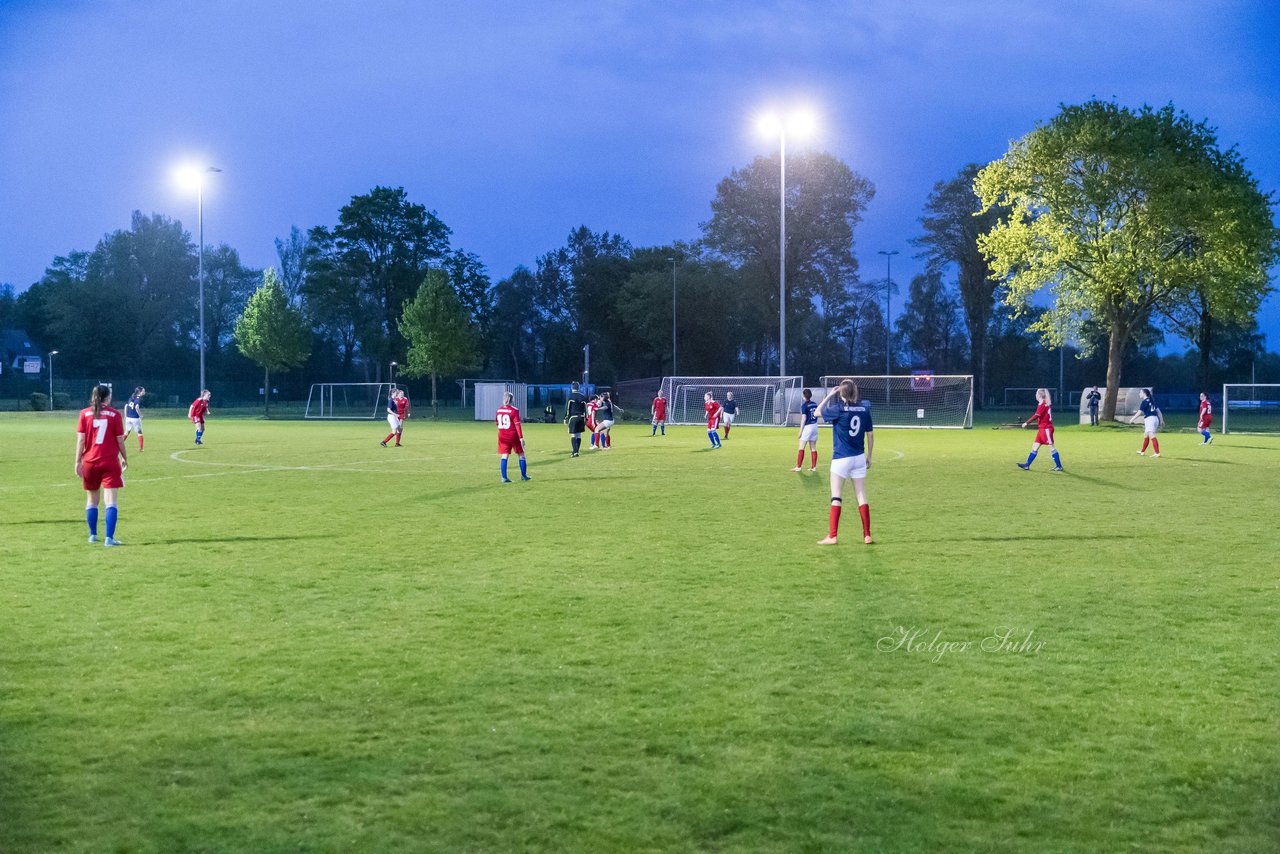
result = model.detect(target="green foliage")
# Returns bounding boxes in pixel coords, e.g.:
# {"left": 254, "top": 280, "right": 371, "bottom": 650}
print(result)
{"left": 234, "top": 269, "right": 311, "bottom": 373}
{"left": 28, "top": 392, "right": 47, "bottom": 411}
{"left": 894, "top": 272, "right": 965, "bottom": 370}
{"left": 976, "top": 100, "right": 1280, "bottom": 418}
{"left": 2, "top": 416, "right": 1280, "bottom": 850}
{"left": 398, "top": 269, "right": 479, "bottom": 383}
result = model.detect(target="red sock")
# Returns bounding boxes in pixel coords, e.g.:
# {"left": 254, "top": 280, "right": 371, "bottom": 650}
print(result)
{"left": 797, "top": 450, "right": 805, "bottom": 467}
{"left": 724, "top": 425, "right": 730, "bottom": 437}
{"left": 828, "top": 503, "right": 841, "bottom": 539}
{"left": 395, "top": 433, "right": 402, "bottom": 445}
{"left": 859, "top": 503, "right": 871, "bottom": 538}
{"left": 810, "top": 450, "right": 817, "bottom": 468}
{"left": 384, "top": 433, "right": 395, "bottom": 444}
{"left": 1152, "top": 438, "right": 1160, "bottom": 454}
{"left": 139, "top": 436, "right": 144, "bottom": 450}
{"left": 1141, "top": 437, "right": 1150, "bottom": 452}
{"left": 606, "top": 434, "right": 612, "bottom": 448}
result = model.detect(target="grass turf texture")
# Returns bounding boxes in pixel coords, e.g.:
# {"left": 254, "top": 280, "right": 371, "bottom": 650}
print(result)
{"left": 1, "top": 413, "right": 1277, "bottom": 852}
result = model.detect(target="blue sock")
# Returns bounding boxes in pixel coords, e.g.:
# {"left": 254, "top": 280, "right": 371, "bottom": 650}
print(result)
{"left": 196, "top": 430, "right": 203, "bottom": 442}
{"left": 1025, "top": 450, "right": 1038, "bottom": 466}
{"left": 519, "top": 457, "right": 527, "bottom": 478}
{"left": 500, "top": 457, "right": 508, "bottom": 479}
{"left": 1202, "top": 430, "right": 1210, "bottom": 442}
{"left": 1052, "top": 451, "right": 1061, "bottom": 468}
{"left": 660, "top": 424, "right": 665, "bottom": 435}
{"left": 652, "top": 424, "right": 657, "bottom": 435}
{"left": 106, "top": 506, "right": 118, "bottom": 539}
{"left": 87, "top": 506, "right": 98, "bottom": 536}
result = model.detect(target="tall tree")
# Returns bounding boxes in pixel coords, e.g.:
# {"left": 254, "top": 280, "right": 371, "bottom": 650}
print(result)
{"left": 233, "top": 269, "right": 311, "bottom": 416}
{"left": 399, "top": 269, "right": 479, "bottom": 417}
{"left": 895, "top": 272, "right": 965, "bottom": 371}
{"left": 201, "top": 244, "right": 261, "bottom": 368}
{"left": 913, "top": 163, "right": 1008, "bottom": 406}
{"left": 702, "top": 150, "right": 874, "bottom": 373}
{"left": 443, "top": 249, "right": 494, "bottom": 367}
{"left": 488, "top": 267, "right": 538, "bottom": 381}
{"left": 976, "top": 100, "right": 1280, "bottom": 419}
{"left": 306, "top": 187, "right": 452, "bottom": 376}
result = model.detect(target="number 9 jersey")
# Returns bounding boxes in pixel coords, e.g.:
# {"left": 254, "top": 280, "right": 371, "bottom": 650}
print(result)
{"left": 823, "top": 401, "right": 873, "bottom": 459}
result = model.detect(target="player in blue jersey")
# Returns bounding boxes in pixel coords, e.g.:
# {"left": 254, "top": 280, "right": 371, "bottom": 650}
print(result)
{"left": 817, "top": 380, "right": 874, "bottom": 545}
{"left": 792, "top": 388, "right": 819, "bottom": 472}
{"left": 1129, "top": 388, "right": 1163, "bottom": 457}
{"left": 721, "top": 392, "right": 738, "bottom": 438}
{"left": 123, "top": 386, "right": 145, "bottom": 451}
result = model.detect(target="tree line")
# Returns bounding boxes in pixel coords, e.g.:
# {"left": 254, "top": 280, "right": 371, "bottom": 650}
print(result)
{"left": 6, "top": 99, "right": 1276, "bottom": 413}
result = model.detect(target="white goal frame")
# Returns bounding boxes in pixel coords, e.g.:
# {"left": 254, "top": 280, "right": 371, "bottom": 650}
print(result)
{"left": 819, "top": 374, "right": 974, "bottom": 428}
{"left": 305, "top": 383, "right": 392, "bottom": 419}
{"left": 1221, "top": 384, "right": 1280, "bottom": 434}
{"left": 659, "top": 376, "right": 803, "bottom": 426}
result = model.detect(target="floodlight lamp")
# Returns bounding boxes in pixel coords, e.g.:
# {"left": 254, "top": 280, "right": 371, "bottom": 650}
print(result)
{"left": 757, "top": 112, "right": 782, "bottom": 137}
{"left": 787, "top": 108, "right": 817, "bottom": 138}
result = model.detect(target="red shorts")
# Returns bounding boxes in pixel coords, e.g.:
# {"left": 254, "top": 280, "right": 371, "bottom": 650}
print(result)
{"left": 1035, "top": 426, "right": 1055, "bottom": 446}
{"left": 82, "top": 460, "right": 123, "bottom": 491}
{"left": 498, "top": 436, "right": 524, "bottom": 455}
{"left": 1198, "top": 417, "right": 1212, "bottom": 429}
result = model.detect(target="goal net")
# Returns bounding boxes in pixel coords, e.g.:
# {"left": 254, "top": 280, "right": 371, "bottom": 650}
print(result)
{"left": 819, "top": 374, "right": 974, "bottom": 428}
{"left": 305, "top": 383, "right": 392, "bottom": 419}
{"left": 660, "top": 376, "right": 803, "bottom": 426}
{"left": 1222, "top": 384, "right": 1280, "bottom": 434}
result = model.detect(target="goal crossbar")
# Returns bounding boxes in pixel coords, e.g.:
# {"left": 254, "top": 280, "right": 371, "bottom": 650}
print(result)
{"left": 660, "top": 376, "right": 802, "bottom": 426}
{"left": 1222, "top": 383, "right": 1280, "bottom": 434}
{"left": 305, "top": 383, "right": 392, "bottom": 419}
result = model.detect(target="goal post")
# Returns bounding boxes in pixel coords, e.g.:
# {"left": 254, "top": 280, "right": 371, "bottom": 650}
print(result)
{"left": 1221, "top": 384, "right": 1280, "bottom": 434}
{"left": 819, "top": 374, "right": 974, "bottom": 428}
{"left": 660, "top": 376, "right": 803, "bottom": 426}
{"left": 304, "top": 383, "right": 392, "bottom": 419}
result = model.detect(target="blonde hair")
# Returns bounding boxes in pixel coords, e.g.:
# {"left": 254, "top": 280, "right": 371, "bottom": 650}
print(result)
{"left": 839, "top": 379, "right": 859, "bottom": 404}
{"left": 1036, "top": 388, "right": 1052, "bottom": 406}
{"left": 503, "top": 391, "right": 514, "bottom": 405}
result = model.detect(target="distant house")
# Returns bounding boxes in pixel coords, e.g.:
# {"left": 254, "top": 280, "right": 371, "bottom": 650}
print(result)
{"left": 1, "top": 328, "right": 42, "bottom": 377}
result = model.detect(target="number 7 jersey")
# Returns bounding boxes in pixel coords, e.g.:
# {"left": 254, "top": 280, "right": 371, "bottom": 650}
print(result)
{"left": 77, "top": 405, "right": 124, "bottom": 464}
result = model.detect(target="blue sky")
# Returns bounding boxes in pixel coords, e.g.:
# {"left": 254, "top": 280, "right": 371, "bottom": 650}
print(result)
{"left": 2, "top": 0, "right": 1278, "bottom": 347}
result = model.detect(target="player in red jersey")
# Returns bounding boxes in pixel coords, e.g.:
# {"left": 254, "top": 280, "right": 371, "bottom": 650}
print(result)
{"left": 393, "top": 388, "right": 411, "bottom": 445}
{"left": 188, "top": 389, "right": 211, "bottom": 445}
{"left": 1016, "top": 388, "right": 1063, "bottom": 472}
{"left": 704, "top": 392, "right": 723, "bottom": 449}
{"left": 586, "top": 395, "right": 599, "bottom": 448}
{"left": 75, "top": 384, "right": 127, "bottom": 546}
{"left": 1197, "top": 392, "right": 1213, "bottom": 445}
{"left": 496, "top": 391, "right": 530, "bottom": 482}
{"left": 650, "top": 390, "right": 667, "bottom": 436}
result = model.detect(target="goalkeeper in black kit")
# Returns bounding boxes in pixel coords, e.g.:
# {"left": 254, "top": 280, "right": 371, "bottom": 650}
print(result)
{"left": 565, "top": 382, "right": 588, "bottom": 457}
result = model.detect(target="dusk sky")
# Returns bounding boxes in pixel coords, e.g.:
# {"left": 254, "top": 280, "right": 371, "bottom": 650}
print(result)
{"left": 2, "top": 0, "right": 1278, "bottom": 347}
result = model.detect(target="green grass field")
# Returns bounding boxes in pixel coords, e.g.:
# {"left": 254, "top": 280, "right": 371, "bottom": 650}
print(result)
{"left": 2, "top": 411, "right": 1278, "bottom": 852}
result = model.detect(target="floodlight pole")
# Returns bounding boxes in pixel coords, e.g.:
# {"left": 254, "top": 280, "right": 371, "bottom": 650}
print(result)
{"left": 48, "top": 350, "right": 59, "bottom": 410}
{"left": 669, "top": 257, "right": 677, "bottom": 376}
{"left": 778, "top": 129, "right": 787, "bottom": 377}
{"left": 583, "top": 344, "right": 590, "bottom": 391}
{"left": 389, "top": 361, "right": 397, "bottom": 388}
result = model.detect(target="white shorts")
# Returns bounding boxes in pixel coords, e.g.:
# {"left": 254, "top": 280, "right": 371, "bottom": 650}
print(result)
{"left": 1143, "top": 415, "right": 1159, "bottom": 434}
{"left": 723, "top": 412, "right": 736, "bottom": 424}
{"left": 596, "top": 419, "right": 614, "bottom": 431}
{"left": 125, "top": 417, "right": 143, "bottom": 434}
{"left": 799, "top": 423, "right": 819, "bottom": 443}
{"left": 387, "top": 414, "right": 401, "bottom": 431}
{"left": 830, "top": 453, "right": 868, "bottom": 480}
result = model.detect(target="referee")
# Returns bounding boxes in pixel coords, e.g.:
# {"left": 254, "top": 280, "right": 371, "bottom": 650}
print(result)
{"left": 565, "top": 382, "right": 588, "bottom": 456}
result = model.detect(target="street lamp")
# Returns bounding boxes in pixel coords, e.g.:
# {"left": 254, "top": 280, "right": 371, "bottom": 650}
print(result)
{"left": 389, "top": 361, "right": 397, "bottom": 388}
{"left": 668, "top": 257, "right": 677, "bottom": 376}
{"left": 48, "top": 350, "right": 59, "bottom": 411}
{"left": 176, "top": 164, "right": 223, "bottom": 392}
{"left": 759, "top": 109, "right": 816, "bottom": 377}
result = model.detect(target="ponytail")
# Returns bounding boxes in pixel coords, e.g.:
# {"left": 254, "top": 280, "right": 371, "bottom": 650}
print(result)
{"left": 90, "top": 384, "right": 111, "bottom": 417}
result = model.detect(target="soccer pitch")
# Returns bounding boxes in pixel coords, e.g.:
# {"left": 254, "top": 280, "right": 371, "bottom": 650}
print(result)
{"left": 2, "top": 413, "right": 1278, "bottom": 852}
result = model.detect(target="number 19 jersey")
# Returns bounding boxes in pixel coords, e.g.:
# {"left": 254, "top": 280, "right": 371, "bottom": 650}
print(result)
{"left": 824, "top": 402, "right": 873, "bottom": 459}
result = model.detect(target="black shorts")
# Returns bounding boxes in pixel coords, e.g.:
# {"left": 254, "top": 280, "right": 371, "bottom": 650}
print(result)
{"left": 567, "top": 416, "right": 585, "bottom": 434}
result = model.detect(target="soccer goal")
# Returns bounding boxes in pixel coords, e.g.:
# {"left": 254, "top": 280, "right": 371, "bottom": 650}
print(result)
{"left": 304, "top": 383, "right": 392, "bottom": 419}
{"left": 660, "top": 376, "right": 803, "bottom": 426}
{"left": 819, "top": 374, "right": 974, "bottom": 428}
{"left": 1222, "top": 384, "right": 1280, "bottom": 434}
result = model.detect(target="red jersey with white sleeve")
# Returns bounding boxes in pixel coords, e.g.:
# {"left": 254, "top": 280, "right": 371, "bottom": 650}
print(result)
{"left": 78, "top": 405, "right": 125, "bottom": 467}
{"left": 395, "top": 395, "right": 411, "bottom": 419}
{"left": 496, "top": 404, "right": 524, "bottom": 454}
{"left": 190, "top": 398, "right": 209, "bottom": 423}
{"left": 652, "top": 396, "right": 667, "bottom": 421}
{"left": 1198, "top": 399, "right": 1213, "bottom": 429}
{"left": 585, "top": 400, "right": 598, "bottom": 430}
{"left": 1030, "top": 402, "right": 1054, "bottom": 445}
{"left": 705, "top": 401, "right": 723, "bottom": 430}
